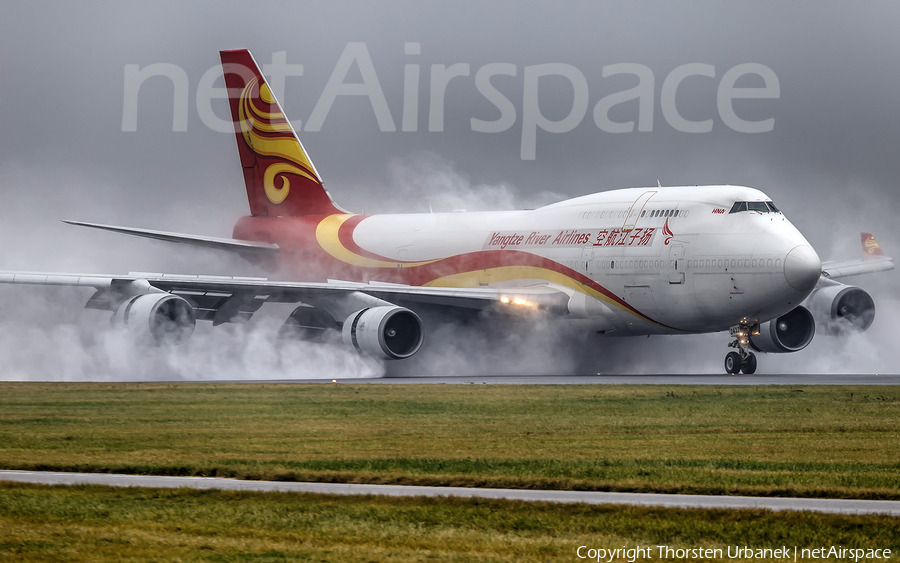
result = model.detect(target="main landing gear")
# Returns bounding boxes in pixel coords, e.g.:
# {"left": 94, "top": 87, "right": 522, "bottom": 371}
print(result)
{"left": 725, "top": 320, "right": 758, "bottom": 375}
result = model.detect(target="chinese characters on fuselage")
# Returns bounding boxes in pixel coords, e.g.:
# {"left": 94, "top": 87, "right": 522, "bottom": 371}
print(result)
{"left": 485, "top": 228, "right": 657, "bottom": 250}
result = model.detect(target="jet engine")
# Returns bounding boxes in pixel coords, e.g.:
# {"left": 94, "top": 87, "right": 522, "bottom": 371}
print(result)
{"left": 342, "top": 306, "right": 424, "bottom": 360}
{"left": 114, "top": 293, "right": 196, "bottom": 345}
{"left": 803, "top": 282, "right": 875, "bottom": 335}
{"left": 750, "top": 306, "right": 815, "bottom": 354}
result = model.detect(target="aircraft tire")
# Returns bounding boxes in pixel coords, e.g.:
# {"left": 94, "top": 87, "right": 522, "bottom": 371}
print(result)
{"left": 725, "top": 352, "right": 742, "bottom": 375}
{"left": 741, "top": 352, "right": 758, "bottom": 375}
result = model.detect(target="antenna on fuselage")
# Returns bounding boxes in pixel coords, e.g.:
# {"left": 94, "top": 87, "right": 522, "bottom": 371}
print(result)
{"left": 657, "top": 180, "right": 662, "bottom": 187}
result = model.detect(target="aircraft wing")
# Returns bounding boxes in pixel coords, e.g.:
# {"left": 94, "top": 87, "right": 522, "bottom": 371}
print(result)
{"left": 0, "top": 270, "right": 571, "bottom": 325}
{"left": 821, "top": 257, "right": 894, "bottom": 280}
{"left": 820, "top": 232, "right": 894, "bottom": 280}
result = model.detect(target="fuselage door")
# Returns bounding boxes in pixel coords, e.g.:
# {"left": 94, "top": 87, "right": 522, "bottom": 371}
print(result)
{"left": 623, "top": 190, "right": 657, "bottom": 232}
{"left": 669, "top": 243, "right": 685, "bottom": 284}
{"left": 581, "top": 247, "right": 595, "bottom": 278}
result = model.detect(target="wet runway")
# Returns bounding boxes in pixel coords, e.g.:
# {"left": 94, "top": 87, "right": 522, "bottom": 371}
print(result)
{"left": 2, "top": 470, "right": 898, "bottom": 516}
{"left": 267, "top": 373, "right": 900, "bottom": 385}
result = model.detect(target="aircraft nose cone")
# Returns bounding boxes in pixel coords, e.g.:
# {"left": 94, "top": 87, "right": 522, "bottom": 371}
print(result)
{"left": 784, "top": 244, "right": 821, "bottom": 291}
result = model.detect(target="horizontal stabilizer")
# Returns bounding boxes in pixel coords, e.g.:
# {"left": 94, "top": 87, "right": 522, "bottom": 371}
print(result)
{"left": 62, "top": 220, "right": 280, "bottom": 255}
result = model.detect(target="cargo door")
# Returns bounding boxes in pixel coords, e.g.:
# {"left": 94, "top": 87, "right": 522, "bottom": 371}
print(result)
{"left": 623, "top": 285, "right": 661, "bottom": 322}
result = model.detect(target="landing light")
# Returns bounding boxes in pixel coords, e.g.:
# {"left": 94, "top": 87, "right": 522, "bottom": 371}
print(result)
{"left": 500, "top": 295, "right": 537, "bottom": 309}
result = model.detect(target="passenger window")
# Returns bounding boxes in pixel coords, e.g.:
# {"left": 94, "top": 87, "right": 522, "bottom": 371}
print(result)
{"left": 641, "top": 210, "right": 646, "bottom": 217}
{"left": 674, "top": 210, "right": 679, "bottom": 217}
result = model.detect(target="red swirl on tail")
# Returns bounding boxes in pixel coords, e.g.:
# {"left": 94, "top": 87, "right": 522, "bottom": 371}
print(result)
{"left": 220, "top": 49, "right": 342, "bottom": 217}
{"left": 862, "top": 233, "right": 885, "bottom": 257}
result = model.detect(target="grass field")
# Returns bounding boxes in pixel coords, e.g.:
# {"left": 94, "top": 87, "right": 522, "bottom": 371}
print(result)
{"left": 1, "top": 482, "right": 898, "bottom": 562}
{"left": 1, "top": 383, "right": 899, "bottom": 499}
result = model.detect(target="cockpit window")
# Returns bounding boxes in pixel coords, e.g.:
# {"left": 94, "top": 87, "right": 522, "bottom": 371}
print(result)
{"left": 747, "top": 201, "right": 769, "bottom": 213}
{"left": 729, "top": 201, "right": 781, "bottom": 214}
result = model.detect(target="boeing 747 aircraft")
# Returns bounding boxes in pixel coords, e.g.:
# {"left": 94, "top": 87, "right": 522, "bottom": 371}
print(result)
{"left": 0, "top": 49, "right": 893, "bottom": 374}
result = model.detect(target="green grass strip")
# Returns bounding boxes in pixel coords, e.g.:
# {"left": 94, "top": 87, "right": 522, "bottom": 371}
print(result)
{"left": 1, "top": 383, "right": 898, "bottom": 499}
{"left": 1, "top": 482, "right": 898, "bottom": 562}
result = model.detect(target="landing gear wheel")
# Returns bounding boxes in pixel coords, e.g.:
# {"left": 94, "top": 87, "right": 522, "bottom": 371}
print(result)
{"left": 741, "top": 352, "right": 758, "bottom": 375}
{"left": 724, "top": 352, "right": 742, "bottom": 375}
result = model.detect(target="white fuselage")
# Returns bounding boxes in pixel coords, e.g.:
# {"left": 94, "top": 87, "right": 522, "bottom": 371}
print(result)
{"left": 347, "top": 186, "right": 821, "bottom": 335}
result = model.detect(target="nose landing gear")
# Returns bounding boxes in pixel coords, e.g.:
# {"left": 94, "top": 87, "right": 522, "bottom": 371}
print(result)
{"left": 725, "top": 321, "right": 759, "bottom": 375}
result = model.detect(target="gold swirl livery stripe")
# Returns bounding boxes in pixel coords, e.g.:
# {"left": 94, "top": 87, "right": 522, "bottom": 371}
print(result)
{"left": 426, "top": 266, "right": 655, "bottom": 323}
{"left": 237, "top": 77, "right": 323, "bottom": 205}
{"left": 315, "top": 214, "right": 439, "bottom": 269}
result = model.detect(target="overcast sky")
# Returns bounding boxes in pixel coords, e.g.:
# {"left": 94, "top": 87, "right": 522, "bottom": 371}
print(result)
{"left": 2, "top": 1, "right": 899, "bottom": 272}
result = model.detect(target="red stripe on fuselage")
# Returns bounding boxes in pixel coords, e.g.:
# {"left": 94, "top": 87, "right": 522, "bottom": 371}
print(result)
{"left": 335, "top": 215, "right": 404, "bottom": 262}
{"left": 233, "top": 214, "right": 657, "bottom": 323}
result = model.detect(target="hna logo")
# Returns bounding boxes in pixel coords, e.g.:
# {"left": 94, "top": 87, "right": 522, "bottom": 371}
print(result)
{"left": 712, "top": 208, "right": 726, "bottom": 214}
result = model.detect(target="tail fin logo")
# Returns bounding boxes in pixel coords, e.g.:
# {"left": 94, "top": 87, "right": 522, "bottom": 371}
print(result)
{"left": 862, "top": 233, "right": 885, "bottom": 256}
{"left": 238, "top": 76, "right": 322, "bottom": 205}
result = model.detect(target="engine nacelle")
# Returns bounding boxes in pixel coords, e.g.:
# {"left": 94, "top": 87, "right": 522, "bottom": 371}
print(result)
{"left": 114, "top": 293, "right": 196, "bottom": 345}
{"left": 750, "top": 306, "right": 815, "bottom": 354}
{"left": 804, "top": 283, "right": 875, "bottom": 335}
{"left": 342, "top": 306, "right": 424, "bottom": 360}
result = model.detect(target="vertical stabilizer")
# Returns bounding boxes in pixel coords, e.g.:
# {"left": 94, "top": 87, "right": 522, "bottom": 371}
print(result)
{"left": 861, "top": 233, "right": 885, "bottom": 257}
{"left": 220, "top": 49, "right": 342, "bottom": 216}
